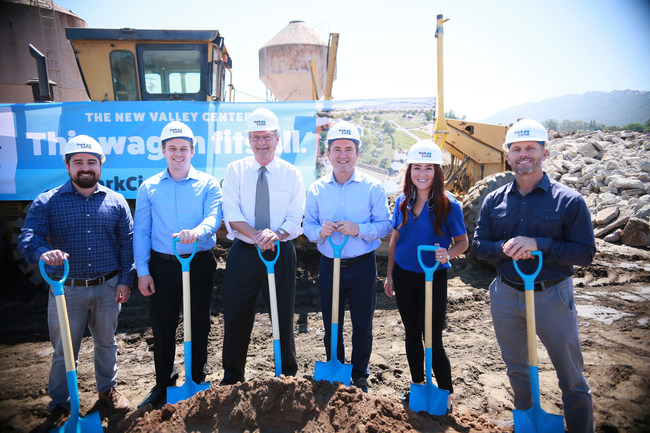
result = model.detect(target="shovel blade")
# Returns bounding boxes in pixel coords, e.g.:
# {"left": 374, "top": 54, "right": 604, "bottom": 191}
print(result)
{"left": 166, "top": 380, "right": 210, "bottom": 405}
{"left": 52, "top": 410, "right": 102, "bottom": 433}
{"left": 314, "top": 359, "right": 352, "bottom": 386}
{"left": 408, "top": 382, "right": 449, "bottom": 416}
{"left": 513, "top": 407, "right": 564, "bottom": 433}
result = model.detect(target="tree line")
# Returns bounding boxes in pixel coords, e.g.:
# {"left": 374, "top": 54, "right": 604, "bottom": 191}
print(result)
{"left": 543, "top": 118, "right": 650, "bottom": 134}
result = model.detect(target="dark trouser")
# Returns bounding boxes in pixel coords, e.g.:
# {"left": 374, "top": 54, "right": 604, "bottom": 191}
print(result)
{"left": 319, "top": 252, "right": 377, "bottom": 381}
{"left": 392, "top": 263, "right": 452, "bottom": 393}
{"left": 222, "top": 239, "right": 297, "bottom": 383}
{"left": 149, "top": 250, "right": 216, "bottom": 388}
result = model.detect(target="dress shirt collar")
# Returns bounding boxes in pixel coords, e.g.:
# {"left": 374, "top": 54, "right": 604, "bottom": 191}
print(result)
{"left": 252, "top": 156, "right": 279, "bottom": 175}
{"left": 506, "top": 172, "right": 550, "bottom": 196}
{"left": 60, "top": 179, "right": 108, "bottom": 197}
{"left": 162, "top": 165, "right": 201, "bottom": 182}
{"left": 327, "top": 168, "right": 359, "bottom": 186}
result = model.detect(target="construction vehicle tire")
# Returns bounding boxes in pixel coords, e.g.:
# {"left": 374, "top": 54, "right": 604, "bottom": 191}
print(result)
{"left": 11, "top": 202, "right": 47, "bottom": 291}
{"left": 462, "top": 171, "right": 515, "bottom": 254}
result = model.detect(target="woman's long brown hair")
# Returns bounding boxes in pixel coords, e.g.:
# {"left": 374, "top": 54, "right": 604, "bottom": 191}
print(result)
{"left": 397, "top": 164, "right": 451, "bottom": 236}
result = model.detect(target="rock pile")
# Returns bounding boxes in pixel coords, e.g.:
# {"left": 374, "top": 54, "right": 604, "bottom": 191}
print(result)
{"left": 544, "top": 130, "right": 650, "bottom": 247}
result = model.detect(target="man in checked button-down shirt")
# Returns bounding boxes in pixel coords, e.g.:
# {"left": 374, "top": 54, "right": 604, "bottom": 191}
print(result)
{"left": 18, "top": 135, "right": 135, "bottom": 419}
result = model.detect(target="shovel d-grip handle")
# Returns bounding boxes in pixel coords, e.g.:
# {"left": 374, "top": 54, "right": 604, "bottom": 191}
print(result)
{"left": 172, "top": 236, "right": 198, "bottom": 272}
{"left": 417, "top": 245, "right": 441, "bottom": 281}
{"left": 257, "top": 241, "right": 281, "bottom": 273}
{"left": 39, "top": 258, "right": 69, "bottom": 296}
{"left": 512, "top": 250, "right": 543, "bottom": 291}
{"left": 327, "top": 235, "right": 349, "bottom": 259}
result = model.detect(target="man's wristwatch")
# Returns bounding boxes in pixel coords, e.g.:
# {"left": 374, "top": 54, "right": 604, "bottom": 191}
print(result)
{"left": 277, "top": 228, "right": 288, "bottom": 240}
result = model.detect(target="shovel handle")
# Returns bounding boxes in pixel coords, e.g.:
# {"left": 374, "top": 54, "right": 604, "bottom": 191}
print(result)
{"left": 39, "top": 259, "right": 69, "bottom": 296}
{"left": 327, "top": 235, "right": 349, "bottom": 258}
{"left": 512, "top": 250, "right": 543, "bottom": 291}
{"left": 417, "top": 245, "right": 441, "bottom": 281}
{"left": 257, "top": 241, "right": 281, "bottom": 273}
{"left": 172, "top": 237, "right": 198, "bottom": 272}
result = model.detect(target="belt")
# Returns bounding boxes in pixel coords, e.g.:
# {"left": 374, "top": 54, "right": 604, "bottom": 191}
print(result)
{"left": 64, "top": 270, "right": 118, "bottom": 287}
{"left": 151, "top": 250, "right": 211, "bottom": 261}
{"left": 325, "top": 251, "right": 374, "bottom": 268}
{"left": 500, "top": 276, "right": 566, "bottom": 292}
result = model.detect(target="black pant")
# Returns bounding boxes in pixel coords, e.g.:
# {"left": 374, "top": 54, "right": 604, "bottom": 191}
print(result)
{"left": 222, "top": 239, "right": 297, "bottom": 383}
{"left": 392, "top": 263, "right": 453, "bottom": 393}
{"left": 319, "top": 253, "right": 377, "bottom": 381}
{"left": 149, "top": 250, "right": 216, "bottom": 388}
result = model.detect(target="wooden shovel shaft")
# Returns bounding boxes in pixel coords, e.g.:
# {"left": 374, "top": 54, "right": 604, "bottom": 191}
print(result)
{"left": 56, "top": 295, "right": 76, "bottom": 373}
{"left": 268, "top": 273, "right": 280, "bottom": 341}
{"left": 525, "top": 290, "right": 538, "bottom": 367}
{"left": 183, "top": 272, "right": 191, "bottom": 342}
{"left": 331, "top": 257, "right": 341, "bottom": 325}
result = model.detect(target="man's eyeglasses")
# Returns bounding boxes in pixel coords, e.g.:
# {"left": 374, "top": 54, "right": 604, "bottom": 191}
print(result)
{"left": 249, "top": 134, "right": 276, "bottom": 144}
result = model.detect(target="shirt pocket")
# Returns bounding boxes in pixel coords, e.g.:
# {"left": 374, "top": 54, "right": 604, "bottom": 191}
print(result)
{"left": 489, "top": 208, "right": 509, "bottom": 239}
{"left": 531, "top": 209, "right": 562, "bottom": 237}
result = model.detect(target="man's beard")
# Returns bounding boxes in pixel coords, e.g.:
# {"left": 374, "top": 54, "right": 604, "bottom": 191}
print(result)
{"left": 72, "top": 172, "right": 99, "bottom": 189}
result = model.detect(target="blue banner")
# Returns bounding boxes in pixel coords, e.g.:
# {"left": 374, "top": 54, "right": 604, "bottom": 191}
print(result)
{"left": 0, "top": 101, "right": 318, "bottom": 200}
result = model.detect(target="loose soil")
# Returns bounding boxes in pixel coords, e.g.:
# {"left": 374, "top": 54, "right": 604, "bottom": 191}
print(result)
{"left": 0, "top": 239, "right": 648, "bottom": 432}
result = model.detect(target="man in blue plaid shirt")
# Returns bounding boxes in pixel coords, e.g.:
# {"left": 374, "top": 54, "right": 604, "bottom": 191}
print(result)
{"left": 18, "top": 135, "right": 134, "bottom": 420}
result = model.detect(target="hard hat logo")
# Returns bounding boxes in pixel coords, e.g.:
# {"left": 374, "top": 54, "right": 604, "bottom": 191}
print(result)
{"left": 513, "top": 130, "right": 530, "bottom": 138}
{"left": 419, "top": 151, "right": 432, "bottom": 158}
{"left": 253, "top": 120, "right": 267, "bottom": 126}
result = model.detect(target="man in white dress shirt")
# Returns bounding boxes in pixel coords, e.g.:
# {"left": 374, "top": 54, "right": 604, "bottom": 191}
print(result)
{"left": 220, "top": 107, "right": 305, "bottom": 384}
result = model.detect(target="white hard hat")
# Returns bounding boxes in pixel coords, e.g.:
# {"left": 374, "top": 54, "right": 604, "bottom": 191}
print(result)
{"left": 406, "top": 140, "right": 443, "bottom": 165}
{"left": 504, "top": 119, "right": 548, "bottom": 150}
{"left": 63, "top": 135, "right": 105, "bottom": 163}
{"left": 247, "top": 108, "right": 280, "bottom": 132}
{"left": 327, "top": 121, "right": 361, "bottom": 148}
{"left": 160, "top": 121, "right": 194, "bottom": 146}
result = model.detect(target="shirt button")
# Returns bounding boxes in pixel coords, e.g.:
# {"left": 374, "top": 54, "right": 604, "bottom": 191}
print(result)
{"left": 88, "top": 247, "right": 91, "bottom": 250}
{"left": 87, "top": 230, "right": 91, "bottom": 233}
{"left": 88, "top": 263, "right": 92, "bottom": 267}
{"left": 87, "top": 214, "right": 90, "bottom": 217}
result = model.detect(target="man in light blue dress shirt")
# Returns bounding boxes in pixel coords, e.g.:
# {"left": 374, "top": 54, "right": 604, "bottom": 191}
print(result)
{"left": 134, "top": 121, "right": 223, "bottom": 408}
{"left": 303, "top": 121, "right": 392, "bottom": 392}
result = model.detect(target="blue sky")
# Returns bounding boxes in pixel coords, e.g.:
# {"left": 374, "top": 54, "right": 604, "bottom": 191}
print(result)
{"left": 55, "top": 0, "right": 650, "bottom": 121}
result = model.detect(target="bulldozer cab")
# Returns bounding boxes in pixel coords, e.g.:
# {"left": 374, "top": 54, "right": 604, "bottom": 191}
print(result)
{"left": 65, "top": 28, "right": 233, "bottom": 102}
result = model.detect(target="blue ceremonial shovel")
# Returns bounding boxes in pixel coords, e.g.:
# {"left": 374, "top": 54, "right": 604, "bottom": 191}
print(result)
{"left": 512, "top": 251, "right": 564, "bottom": 433}
{"left": 167, "top": 238, "right": 210, "bottom": 404}
{"left": 314, "top": 235, "right": 353, "bottom": 386}
{"left": 257, "top": 241, "right": 282, "bottom": 377}
{"left": 408, "top": 245, "right": 450, "bottom": 416}
{"left": 39, "top": 259, "right": 103, "bottom": 433}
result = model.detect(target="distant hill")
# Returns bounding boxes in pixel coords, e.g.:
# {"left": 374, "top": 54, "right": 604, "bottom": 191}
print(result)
{"left": 482, "top": 90, "right": 650, "bottom": 126}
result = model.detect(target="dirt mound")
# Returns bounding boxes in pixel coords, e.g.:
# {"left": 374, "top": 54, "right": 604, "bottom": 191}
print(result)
{"left": 116, "top": 377, "right": 509, "bottom": 433}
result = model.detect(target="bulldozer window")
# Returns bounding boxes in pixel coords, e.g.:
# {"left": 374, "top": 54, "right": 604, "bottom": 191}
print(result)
{"left": 110, "top": 51, "right": 138, "bottom": 101}
{"left": 141, "top": 47, "right": 202, "bottom": 96}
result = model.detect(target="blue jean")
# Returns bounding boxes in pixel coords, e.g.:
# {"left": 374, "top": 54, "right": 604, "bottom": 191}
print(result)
{"left": 490, "top": 276, "right": 593, "bottom": 433}
{"left": 318, "top": 253, "right": 377, "bottom": 381}
{"left": 47, "top": 275, "right": 121, "bottom": 410}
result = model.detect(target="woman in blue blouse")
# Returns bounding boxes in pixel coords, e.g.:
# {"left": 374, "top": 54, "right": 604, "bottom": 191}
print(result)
{"left": 385, "top": 140, "right": 468, "bottom": 412}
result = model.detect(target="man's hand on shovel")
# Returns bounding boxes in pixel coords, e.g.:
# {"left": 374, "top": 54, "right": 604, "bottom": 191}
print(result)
{"left": 40, "top": 249, "right": 69, "bottom": 266}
